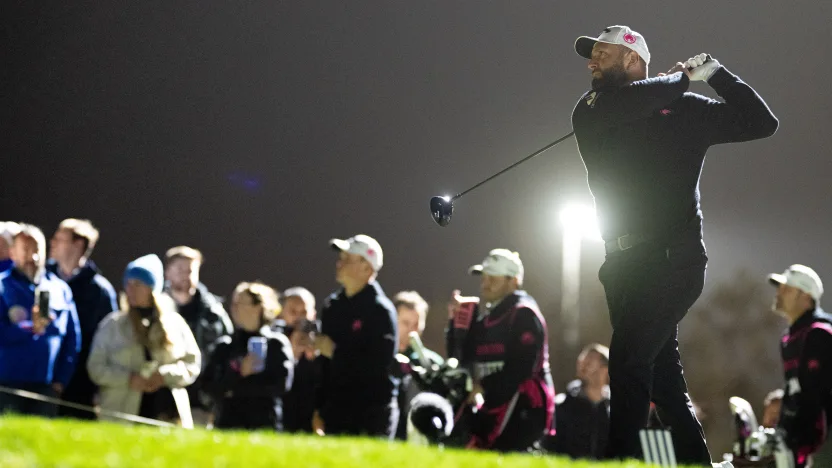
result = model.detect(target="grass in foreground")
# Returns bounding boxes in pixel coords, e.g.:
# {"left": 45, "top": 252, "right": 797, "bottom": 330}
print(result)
{"left": 0, "top": 416, "right": 688, "bottom": 468}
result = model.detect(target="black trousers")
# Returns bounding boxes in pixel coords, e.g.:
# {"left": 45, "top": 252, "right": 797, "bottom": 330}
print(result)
{"left": 323, "top": 400, "right": 399, "bottom": 440}
{"left": 0, "top": 383, "right": 58, "bottom": 418}
{"left": 599, "top": 237, "right": 711, "bottom": 466}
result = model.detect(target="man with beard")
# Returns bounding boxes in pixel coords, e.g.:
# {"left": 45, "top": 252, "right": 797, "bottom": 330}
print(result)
{"left": 571, "top": 25, "right": 778, "bottom": 466}
{"left": 446, "top": 249, "right": 554, "bottom": 452}
{"left": 768, "top": 265, "right": 832, "bottom": 468}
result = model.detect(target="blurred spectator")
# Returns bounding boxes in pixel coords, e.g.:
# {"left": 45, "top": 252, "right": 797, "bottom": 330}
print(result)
{"left": 762, "top": 388, "right": 784, "bottom": 429}
{"left": 202, "top": 282, "right": 294, "bottom": 431}
{"left": 0, "top": 224, "right": 80, "bottom": 417}
{"left": 163, "top": 246, "right": 232, "bottom": 424}
{"left": 391, "top": 290, "right": 443, "bottom": 441}
{"left": 0, "top": 222, "right": 21, "bottom": 272}
{"left": 87, "top": 254, "right": 201, "bottom": 427}
{"left": 277, "top": 287, "right": 325, "bottom": 433}
{"left": 47, "top": 218, "right": 118, "bottom": 420}
{"left": 446, "top": 249, "right": 554, "bottom": 452}
{"left": 767, "top": 264, "right": 832, "bottom": 468}
{"left": 314, "top": 234, "right": 399, "bottom": 439}
{"left": 278, "top": 286, "right": 316, "bottom": 329}
{"left": 548, "top": 343, "right": 610, "bottom": 459}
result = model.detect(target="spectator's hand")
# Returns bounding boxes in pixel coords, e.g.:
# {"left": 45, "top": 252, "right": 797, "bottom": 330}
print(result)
{"left": 30, "top": 305, "right": 54, "bottom": 335}
{"left": 312, "top": 410, "right": 325, "bottom": 436}
{"left": 51, "top": 383, "right": 63, "bottom": 397}
{"left": 239, "top": 353, "right": 258, "bottom": 377}
{"left": 129, "top": 373, "right": 147, "bottom": 392}
{"left": 447, "top": 289, "right": 479, "bottom": 320}
{"left": 290, "top": 329, "right": 314, "bottom": 362}
{"left": 314, "top": 335, "right": 335, "bottom": 359}
{"left": 144, "top": 372, "right": 165, "bottom": 392}
{"left": 466, "top": 382, "right": 484, "bottom": 405}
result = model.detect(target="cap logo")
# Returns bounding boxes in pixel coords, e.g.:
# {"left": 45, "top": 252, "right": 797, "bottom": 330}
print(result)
{"left": 623, "top": 33, "right": 636, "bottom": 44}
{"left": 366, "top": 248, "right": 375, "bottom": 257}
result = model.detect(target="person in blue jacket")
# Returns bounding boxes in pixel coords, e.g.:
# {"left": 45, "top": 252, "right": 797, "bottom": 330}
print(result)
{"left": 0, "top": 223, "right": 81, "bottom": 417}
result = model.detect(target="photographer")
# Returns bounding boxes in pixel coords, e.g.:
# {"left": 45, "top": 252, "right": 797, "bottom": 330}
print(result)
{"left": 202, "top": 282, "right": 293, "bottom": 431}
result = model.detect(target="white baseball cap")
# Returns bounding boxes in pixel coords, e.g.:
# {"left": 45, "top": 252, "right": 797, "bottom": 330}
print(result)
{"left": 329, "top": 234, "right": 383, "bottom": 272}
{"left": 468, "top": 249, "right": 524, "bottom": 285}
{"left": 768, "top": 264, "right": 824, "bottom": 302}
{"left": 575, "top": 25, "right": 651, "bottom": 66}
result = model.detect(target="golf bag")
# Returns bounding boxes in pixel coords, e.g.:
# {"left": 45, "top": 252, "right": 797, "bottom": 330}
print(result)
{"left": 401, "top": 332, "right": 477, "bottom": 448}
{"left": 727, "top": 396, "right": 794, "bottom": 468}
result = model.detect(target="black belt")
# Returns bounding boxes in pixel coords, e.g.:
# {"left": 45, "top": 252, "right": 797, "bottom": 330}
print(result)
{"left": 604, "top": 233, "right": 650, "bottom": 254}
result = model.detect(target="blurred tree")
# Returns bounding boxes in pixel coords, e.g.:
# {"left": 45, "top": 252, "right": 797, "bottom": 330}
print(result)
{"left": 680, "top": 268, "right": 785, "bottom": 458}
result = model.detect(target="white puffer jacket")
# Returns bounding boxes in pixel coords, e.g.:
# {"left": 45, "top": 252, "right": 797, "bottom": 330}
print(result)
{"left": 87, "top": 297, "right": 201, "bottom": 427}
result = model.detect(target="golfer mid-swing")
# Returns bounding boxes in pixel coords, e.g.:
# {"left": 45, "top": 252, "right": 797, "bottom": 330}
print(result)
{"left": 571, "top": 25, "right": 778, "bottom": 466}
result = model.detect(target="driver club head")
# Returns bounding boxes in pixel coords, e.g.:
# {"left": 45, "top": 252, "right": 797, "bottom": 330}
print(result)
{"left": 430, "top": 196, "right": 454, "bottom": 227}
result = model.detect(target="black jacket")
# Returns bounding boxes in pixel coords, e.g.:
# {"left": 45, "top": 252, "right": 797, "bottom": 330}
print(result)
{"left": 282, "top": 354, "right": 326, "bottom": 433}
{"left": 316, "top": 281, "right": 399, "bottom": 420}
{"left": 571, "top": 67, "right": 778, "bottom": 242}
{"left": 167, "top": 282, "right": 233, "bottom": 409}
{"left": 45, "top": 260, "right": 117, "bottom": 404}
{"left": 549, "top": 379, "right": 610, "bottom": 460}
{"left": 202, "top": 327, "right": 294, "bottom": 430}
{"left": 779, "top": 308, "right": 832, "bottom": 464}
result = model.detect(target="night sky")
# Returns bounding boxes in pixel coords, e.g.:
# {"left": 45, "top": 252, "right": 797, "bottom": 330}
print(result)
{"left": 4, "top": 2, "right": 831, "bottom": 372}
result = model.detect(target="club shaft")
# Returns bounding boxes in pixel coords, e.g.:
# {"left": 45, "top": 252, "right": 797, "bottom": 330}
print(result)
{"left": 453, "top": 131, "right": 576, "bottom": 200}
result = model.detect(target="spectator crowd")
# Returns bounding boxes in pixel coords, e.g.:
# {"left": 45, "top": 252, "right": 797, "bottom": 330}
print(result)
{"left": 0, "top": 219, "right": 829, "bottom": 466}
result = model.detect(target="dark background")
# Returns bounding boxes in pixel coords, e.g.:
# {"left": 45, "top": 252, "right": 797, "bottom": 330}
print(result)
{"left": 3, "top": 0, "right": 830, "bottom": 454}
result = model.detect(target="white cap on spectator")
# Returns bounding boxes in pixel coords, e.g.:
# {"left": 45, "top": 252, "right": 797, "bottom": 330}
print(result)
{"left": 329, "top": 234, "right": 383, "bottom": 272}
{"left": 769, "top": 264, "right": 824, "bottom": 302}
{"left": 0, "top": 222, "right": 21, "bottom": 246}
{"left": 468, "top": 249, "right": 524, "bottom": 285}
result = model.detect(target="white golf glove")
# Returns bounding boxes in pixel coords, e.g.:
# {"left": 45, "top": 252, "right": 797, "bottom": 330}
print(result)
{"left": 685, "top": 53, "right": 720, "bottom": 81}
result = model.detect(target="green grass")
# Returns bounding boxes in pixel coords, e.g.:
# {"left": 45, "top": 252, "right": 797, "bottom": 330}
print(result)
{"left": 0, "top": 416, "right": 682, "bottom": 468}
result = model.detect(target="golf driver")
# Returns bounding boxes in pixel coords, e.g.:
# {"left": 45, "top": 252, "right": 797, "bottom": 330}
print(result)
{"left": 430, "top": 130, "right": 575, "bottom": 226}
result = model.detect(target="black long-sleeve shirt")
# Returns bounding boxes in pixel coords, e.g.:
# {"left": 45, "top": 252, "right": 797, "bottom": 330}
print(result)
{"left": 201, "top": 327, "right": 294, "bottom": 430}
{"left": 571, "top": 67, "right": 778, "bottom": 242}
{"left": 779, "top": 308, "right": 832, "bottom": 466}
{"left": 316, "top": 281, "right": 398, "bottom": 418}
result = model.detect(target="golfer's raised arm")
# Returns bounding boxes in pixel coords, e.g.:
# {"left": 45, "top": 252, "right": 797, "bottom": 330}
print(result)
{"left": 699, "top": 65, "right": 779, "bottom": 144}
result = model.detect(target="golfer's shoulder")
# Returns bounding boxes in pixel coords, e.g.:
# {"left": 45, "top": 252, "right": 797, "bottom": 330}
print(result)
{"left": 573, "top": 89, "right": 601, "bottom": 113}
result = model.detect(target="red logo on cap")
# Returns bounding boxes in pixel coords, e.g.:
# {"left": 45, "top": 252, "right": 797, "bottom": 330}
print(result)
{"left": 623, "top": 33, "right": 636, "bottom": 44}
{"left": 366, "top": 248, "right": 375, "bottom": 257}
